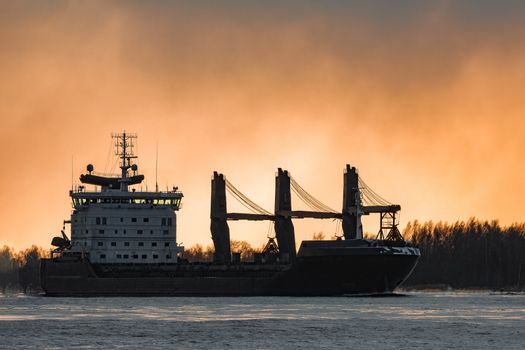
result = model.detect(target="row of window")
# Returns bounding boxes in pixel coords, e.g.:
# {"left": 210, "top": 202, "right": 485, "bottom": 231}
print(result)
{"left": 73, "top": 198, "right": 181, "bottom": 206}
{"left": 75, "top": 229, "right": 170, "bottom": 235}
{"left": 91, "top": 217, "right": 173, "bottom": 225}
{"left": 99, "top": 254, "right": 172, "bottom": 259}
{"left": 97, "top": 241, "right": 171, "bottom": 247}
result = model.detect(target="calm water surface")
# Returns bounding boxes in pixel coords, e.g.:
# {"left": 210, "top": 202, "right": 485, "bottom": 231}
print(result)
{"left": 1, "top": 291, "right": 524, "bottom": 349}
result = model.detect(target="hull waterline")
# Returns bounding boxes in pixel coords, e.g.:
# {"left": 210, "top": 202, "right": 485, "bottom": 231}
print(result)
{"left": 41, "top": 242, "right": 420, "bottom": 297}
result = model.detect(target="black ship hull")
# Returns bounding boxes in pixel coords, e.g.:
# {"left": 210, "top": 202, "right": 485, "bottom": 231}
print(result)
{"left": 41, "top": 240, "right": 420, "bottom": 296}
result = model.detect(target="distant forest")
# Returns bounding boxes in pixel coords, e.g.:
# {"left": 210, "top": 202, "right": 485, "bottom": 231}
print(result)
{"left": 0, "top": 246, "right": 47, "bottom": 293}
{"left": 403, "top": 219, "right": 525, "bottom": 290}
{"left": 1, "top": 218, "right": 524, "bottom": 293}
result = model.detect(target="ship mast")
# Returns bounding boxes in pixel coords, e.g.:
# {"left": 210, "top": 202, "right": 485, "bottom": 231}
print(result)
{"left": 112, "top": 131, "right": 137, "bottom": 192}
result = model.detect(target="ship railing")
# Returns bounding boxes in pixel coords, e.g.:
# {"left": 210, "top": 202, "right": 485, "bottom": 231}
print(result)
{"left": 71, "top": 186, "right": 183, "bottom": 195}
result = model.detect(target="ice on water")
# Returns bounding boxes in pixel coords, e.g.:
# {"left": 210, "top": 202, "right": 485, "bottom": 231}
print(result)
{"left": 1, "top": 291, "right": 524, "bottom": 349}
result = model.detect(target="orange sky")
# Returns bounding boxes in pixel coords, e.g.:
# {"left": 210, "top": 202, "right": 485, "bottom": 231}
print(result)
{"left": 1, "top": 1, "right": 525, "bottom": 250}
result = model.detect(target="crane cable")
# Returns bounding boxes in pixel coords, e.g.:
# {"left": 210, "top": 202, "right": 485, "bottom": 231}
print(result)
{"left": 224, "top": 179, "right": 272, "bottom": 215}
{"left": 289, "top": 176, "right": 337, "bottom": 213}
{"left": 358, "top": 177, "right": 393, "bottom": 206}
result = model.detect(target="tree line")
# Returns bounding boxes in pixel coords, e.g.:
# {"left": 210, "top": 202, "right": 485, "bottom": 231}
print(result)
{"left": 403, "top": 218, "right": 525, "bottom": 289}
{"left": 2, "top": 218, "right": 524, "bottom": 293}
{"left": 0, "top": 245, "right": 48, "bottom": 293}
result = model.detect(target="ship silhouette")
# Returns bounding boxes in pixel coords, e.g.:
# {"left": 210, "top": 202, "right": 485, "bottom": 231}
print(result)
{"left": 41, "top": 132, "right": 420, "bottom": 296}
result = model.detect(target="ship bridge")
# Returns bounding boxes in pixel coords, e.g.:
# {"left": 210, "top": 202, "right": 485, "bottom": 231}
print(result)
{"left": 70, "top": 189, "right": 183, "bottom": 210}
{"left": 71, "top": 131, "right": 184, "bottom": 210}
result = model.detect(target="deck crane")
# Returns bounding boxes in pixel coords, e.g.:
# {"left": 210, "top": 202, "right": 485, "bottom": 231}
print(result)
{"left": 210, "top": 165, "right": 403, "bottom": 264}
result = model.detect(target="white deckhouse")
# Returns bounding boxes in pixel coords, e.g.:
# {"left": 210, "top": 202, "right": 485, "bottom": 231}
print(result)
{"left": 67, "top": 132, "right": 184, "bottom": 264}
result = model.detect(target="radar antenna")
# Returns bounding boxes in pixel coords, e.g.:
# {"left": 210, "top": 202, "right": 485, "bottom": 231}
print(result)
{"left": 111, "top": 131, "right": 138, "bottom": 191}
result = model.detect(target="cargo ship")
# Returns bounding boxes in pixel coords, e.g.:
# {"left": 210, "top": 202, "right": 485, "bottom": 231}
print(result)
{"left": 41, "top": 132, "right": 420, "bottom": 296}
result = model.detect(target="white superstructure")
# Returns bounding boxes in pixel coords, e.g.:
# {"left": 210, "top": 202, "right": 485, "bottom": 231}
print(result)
{"left": 66, "top": 132, "right": 184, "bottom": 264}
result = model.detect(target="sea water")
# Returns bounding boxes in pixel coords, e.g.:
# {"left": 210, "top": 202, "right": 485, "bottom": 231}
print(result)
{"left": 0, "top": 291, "right": 523, "bottom": 349}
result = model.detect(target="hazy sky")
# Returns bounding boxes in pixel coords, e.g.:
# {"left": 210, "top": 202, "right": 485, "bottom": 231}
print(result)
{"left": 1, "top": 1, "right": 525, "bottom": 250}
